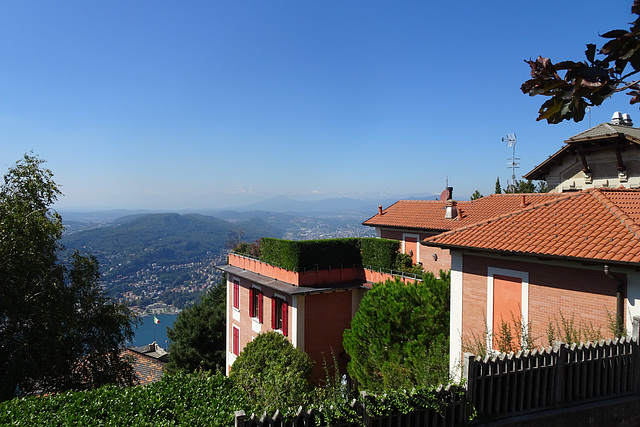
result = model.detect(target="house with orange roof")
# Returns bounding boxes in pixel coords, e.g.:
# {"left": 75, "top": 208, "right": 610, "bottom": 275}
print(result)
{"left": 525, "top": 112, "right": 640, "bottom": 192}
{"left": 423, "top": 188, "right": 640, "bottom": 379}
{"left": 217, "top": 240, "right": 420, "bottom": 381}
{"left": 362, "top": 190, "right": 562, "bottom": 273}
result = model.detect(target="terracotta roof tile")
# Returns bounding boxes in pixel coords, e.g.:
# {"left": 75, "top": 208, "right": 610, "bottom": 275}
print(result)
{"left": 424, "top": 188, "right": 640, "bottom": 265}
{"left": 362, "top": 193, "right": 564, "bottom": 231}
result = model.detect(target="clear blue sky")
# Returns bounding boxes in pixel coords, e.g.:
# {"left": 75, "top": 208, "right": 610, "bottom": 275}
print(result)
{"left": 1, "top": 1, "right": 636, "bottom": 210}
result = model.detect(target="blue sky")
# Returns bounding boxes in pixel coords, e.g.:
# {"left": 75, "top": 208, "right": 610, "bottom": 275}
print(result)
{"left": 1, "top": 1, "right": 636, "bottom": 210}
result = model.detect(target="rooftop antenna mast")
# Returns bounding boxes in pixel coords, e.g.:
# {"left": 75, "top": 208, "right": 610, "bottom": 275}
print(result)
{"left": 502, "top": 133, "right": 519, "bottom": 187}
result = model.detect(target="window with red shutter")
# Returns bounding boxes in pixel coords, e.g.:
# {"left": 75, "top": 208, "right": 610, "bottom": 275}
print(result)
{"left": 233, "top": 281, "right": 240, "bottom": 310}
{"left": 258, "top": 291, "right": 263, "bottom": 323}
{"left": 232, "top": 327, "right": 239, "bottom": 356}
{"left": 249, "top": 288, "right": 254, "bottom": 316}
{"left": 271, "top": 296, "right": 287, "bottom": 333}
{"left": 271, "top": 298, "right": 276, "bottom": 330}
{"left": 282, "top": 301, "right": 288, "bottom": 337}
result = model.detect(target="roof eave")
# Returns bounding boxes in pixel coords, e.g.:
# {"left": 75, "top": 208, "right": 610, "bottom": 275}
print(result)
{"left": 421, "top": 242, "right": 640, "bottom": 268}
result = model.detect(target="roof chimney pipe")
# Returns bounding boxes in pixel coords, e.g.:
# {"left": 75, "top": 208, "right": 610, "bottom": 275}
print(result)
{"left": 611, "top": 111, "right": 624, "bottom": 125}
{"left": 445, "top": 199, "right": 458, "bottom": 219}
{"left": 378, "top": 205, "right": 383, "bottom": 215}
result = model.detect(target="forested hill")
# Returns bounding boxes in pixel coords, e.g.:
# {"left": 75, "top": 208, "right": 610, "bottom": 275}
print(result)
{"left": 61, "top": 213, "right": 284, "bottom": 308}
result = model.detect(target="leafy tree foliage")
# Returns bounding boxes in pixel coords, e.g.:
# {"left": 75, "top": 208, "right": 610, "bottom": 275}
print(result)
{"left": 470, "top": 190, "right": 484, "bottom": 200}
{"left": 343, "top": 271, "right": 450, "bottom": 394}
{"left": 495, "top": 177, "right": 502, "bottom": 194}
{"left": 230, "top": 331, "right": 314, "bottom": 416}
{"left": 522, "top": 1, "right": 640, "bottom": 123}
{"left": 0, "top": 154, "right": 137, "bottom": 401}
{"left": 166, "top": 279, "right": 226, "bottom": 373}
{"left": 504, "top": 179, "right": 548, "bottom": 194}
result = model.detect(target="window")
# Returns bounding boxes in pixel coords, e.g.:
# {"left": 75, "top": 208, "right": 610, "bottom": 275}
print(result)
{"left": 271, "top": 297, "right": 288, "bottom": 336}
{"left": 232, "top": 280, "right": 240, "bottom": 310}
{"left": 232, "top": 326, "right": 239, "bottom": 356}
{"left": 249, "top": 287, "right": 263, "bottom": 323}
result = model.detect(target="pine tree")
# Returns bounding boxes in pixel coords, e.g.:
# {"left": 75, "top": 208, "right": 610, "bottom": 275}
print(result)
{"left": 166, "top": 279, "right": 227, "bottom": 373}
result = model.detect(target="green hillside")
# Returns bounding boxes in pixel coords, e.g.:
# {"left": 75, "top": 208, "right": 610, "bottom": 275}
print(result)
{"left": 61, "top": 213, "right": 283, "bottom": 308}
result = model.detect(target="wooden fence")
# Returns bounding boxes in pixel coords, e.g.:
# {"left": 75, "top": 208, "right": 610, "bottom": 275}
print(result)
{"left": 234, "top": 318, "right": 640, "bottom": 426}
{"left": 464, "top": 337, "right": 640, "bottom": 420}
{"left": 234, "top": 384, "right": 467, "bottom": 427}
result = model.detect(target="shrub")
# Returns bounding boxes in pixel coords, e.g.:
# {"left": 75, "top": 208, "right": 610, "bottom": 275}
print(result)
{"left": 0, "top": 371, "right": 249, "bottom": 426}
{"left": 230, "top": 331, "right": 314, "bottom": 416}
{"left": 343, "top": 271, "right": 450, "bottom": 393}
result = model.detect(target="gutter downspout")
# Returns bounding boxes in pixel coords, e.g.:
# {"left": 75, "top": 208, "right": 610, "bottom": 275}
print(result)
{"left": 604, "top": 265, "right": 624, "bottom": 335}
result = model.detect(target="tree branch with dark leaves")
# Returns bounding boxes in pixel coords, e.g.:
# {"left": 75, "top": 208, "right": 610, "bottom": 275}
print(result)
{"left": 522, "top": 1, "right": 640, "bottom": 123}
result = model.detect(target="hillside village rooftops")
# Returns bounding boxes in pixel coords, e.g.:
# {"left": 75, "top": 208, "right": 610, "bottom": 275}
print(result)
{"left": 362, "top": 193, "right": 562, "bottom": 232}
{"left": 423, "top": 188, "right": 640, "bottom": 265}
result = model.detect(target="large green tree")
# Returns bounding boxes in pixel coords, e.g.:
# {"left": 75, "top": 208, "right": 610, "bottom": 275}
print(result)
{"left": 522, "top": 1, "right": 640, "bottom": 123}
{"left": 166, "top": 279, "right": 226, "bottom": 373}
{"left": 343, "top": 271, "right": 450, "bottom": 394}
{"left": 0, "top": 154, "right": 137, "bottom": 401}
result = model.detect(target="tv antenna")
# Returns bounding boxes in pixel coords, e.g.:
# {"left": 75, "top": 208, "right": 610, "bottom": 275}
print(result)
{"left": 502, "top": 133, "right": 519, "bottom": 187}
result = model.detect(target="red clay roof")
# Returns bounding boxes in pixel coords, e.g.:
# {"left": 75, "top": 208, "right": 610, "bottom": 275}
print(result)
{"left": 423, "top": 188, "right": 640, "bottom": 265}
{"left": 363, "top": 193, "right": 563, "bottom": 232}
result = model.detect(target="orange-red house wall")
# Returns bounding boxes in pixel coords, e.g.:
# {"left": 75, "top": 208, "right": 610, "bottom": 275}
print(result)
{"left": 379, "top": 229, "right": 451, "bottom": 273}
{"left": 228, "top": 274, "right": 292, "bottom": 362}
{"left": 460, "top": 254, "right": 622, "bottom": 351}
{"left": 303, "top": 291, "right": 353, "bottom": 382}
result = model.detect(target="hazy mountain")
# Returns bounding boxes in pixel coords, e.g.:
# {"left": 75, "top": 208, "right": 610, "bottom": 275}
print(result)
{"left": 225, "top": 194, "right": 439, "bottom": 214}
{"left": 61, "top": 213, "right": 284, "bottom": 308}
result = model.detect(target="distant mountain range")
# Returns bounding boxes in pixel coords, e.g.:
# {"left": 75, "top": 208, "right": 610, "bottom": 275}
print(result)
{"left": 222, "top": 194, "right": 440, "bottom": 214}
{"left": 59, "top": 193, "right": 440, "bottom": 226}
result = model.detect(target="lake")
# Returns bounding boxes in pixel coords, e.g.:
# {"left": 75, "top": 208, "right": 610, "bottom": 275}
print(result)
{"left": 129, "top": 313, "right": 179, "bottom": 350}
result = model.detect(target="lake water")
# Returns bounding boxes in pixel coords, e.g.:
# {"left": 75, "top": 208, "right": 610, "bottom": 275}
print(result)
{"left": 129, "top": 313, "right": 179, "bottom": 351}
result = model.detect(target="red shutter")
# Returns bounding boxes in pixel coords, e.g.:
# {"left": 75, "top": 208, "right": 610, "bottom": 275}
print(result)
{"left": 233, "top": 327, "right": 239, "bottom": 356}
{"left": 282, "top": 301, "right": 288, "bottom": 337}
{"left": 233, "top": 282, "right": 239, "bottom": 309}
{"left": 271, "top": 298, "right": 276, "bottom": 330}
{"left": 258, "top": 291, "right": 263, "bottom": 323}
{"left": 249, "top": 288, "right": 254, "bottom": 317}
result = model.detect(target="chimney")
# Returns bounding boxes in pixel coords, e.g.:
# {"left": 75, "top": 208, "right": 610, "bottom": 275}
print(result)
{"left": 439, "top": 186, "right": 454, "bottom": 201}
{"left": 520, "top": 194, "right": 527, "bottom": 208}
{"left": 611, "top": 111, "right": 624, "bottom": 125}
{"left": 445, "top": 199, "right": 458, "bottom": 219}
{"left": 378, "top": 205, "right": 383, "bottom": 215}
{"left": 623, "top": 113, "right": 633, "bottom": 126}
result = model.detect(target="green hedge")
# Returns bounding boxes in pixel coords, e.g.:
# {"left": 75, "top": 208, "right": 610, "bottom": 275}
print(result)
{"left": 0, "top": 372, "right": 249, "bottom": 427}
{"left": 360, "top": 238, "right": 399, "bottom": 270}
{"left": 259, "top": 237, "right": 400, "bottom": 272}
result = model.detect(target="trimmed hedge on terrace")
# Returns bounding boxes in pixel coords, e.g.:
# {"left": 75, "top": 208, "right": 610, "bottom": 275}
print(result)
{"left": 259, "top": 237, "right": 400, "bottom": 272}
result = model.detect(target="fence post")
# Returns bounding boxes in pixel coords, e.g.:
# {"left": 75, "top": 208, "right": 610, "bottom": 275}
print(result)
{"left": 234, "top": 410, "right": 245, "bottom": 427}
{"left": 360, "top": 391, "right": 371, "bottom": 427}
{"left": 632, "top": 316, "right": 640, "bottom": 342}
{"left": 462, "top": 353, "right": 475, "bottom": 421}
{"left": 553, "top": 341, "right": 566, "bottom": 407}
{"left": 633, "top": 316, "right": 640, "bottom": 394}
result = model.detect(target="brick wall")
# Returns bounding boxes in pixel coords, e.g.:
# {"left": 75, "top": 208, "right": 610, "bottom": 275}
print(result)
{"left": 379, "top": 229, "right": 451, "bottom": 274}
{"left": 303, "top": 291, "right": 353, "bottom": 381}
{"left": 227, "top": 274, "right": 292, "bottom": 367}
{"left": 461, "top": 254, "right": 622, "bottom": 351}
